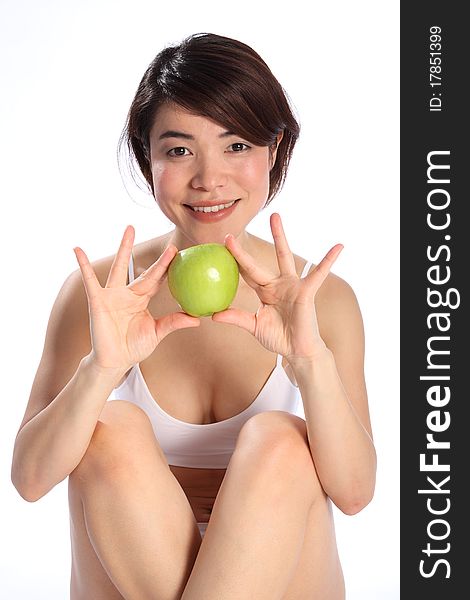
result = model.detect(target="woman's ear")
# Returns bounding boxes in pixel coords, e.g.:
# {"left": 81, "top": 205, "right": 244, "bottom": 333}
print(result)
{"left": 269, "top": 130, "right": 284, "bottom": 169}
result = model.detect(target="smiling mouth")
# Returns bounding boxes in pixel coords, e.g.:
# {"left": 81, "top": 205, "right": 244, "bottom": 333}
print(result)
{"left": 184, "top": 199, "right": 240, "bottom": 213}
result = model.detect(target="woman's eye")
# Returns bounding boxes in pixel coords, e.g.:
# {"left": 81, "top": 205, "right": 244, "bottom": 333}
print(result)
{"left": 167, "top": 147, "right": 189, "bottom": 157}
{"left": 229, "top": 142, "right": 250, "bottom": 152}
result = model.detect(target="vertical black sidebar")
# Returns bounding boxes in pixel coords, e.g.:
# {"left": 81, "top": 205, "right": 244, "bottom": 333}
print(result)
{"left": 401, "top": 2, "right": 467, "bottom": 598}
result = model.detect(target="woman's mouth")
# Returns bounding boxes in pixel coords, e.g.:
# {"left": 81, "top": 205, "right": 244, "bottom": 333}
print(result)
{"left": 184, "top": 199, "right": 240, "bottom": 221}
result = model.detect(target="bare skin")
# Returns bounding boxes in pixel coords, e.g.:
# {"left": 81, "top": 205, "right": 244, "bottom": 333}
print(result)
{"left": 66, "top": 232, "right": 359, "bottom": 598}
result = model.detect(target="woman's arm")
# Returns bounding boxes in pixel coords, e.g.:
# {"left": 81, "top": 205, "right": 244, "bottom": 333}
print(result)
{"left": 290, "top": 273, "right": 376, "bottom": 515}
{"left": 12, "top": 228, "right": 199, "bottom": 503}
{"left": 11, "top": 267, "right": 127, "bottom": 502}
{"left": 11, "top": 354, "right": 126, "bottom": 502}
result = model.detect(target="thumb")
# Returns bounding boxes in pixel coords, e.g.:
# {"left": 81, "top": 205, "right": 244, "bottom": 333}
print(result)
{"left": 155, "top": 311, "right": 201, "bottom": 341}
{"left": 211, "top": 307, "right": 256, "bottom": 336}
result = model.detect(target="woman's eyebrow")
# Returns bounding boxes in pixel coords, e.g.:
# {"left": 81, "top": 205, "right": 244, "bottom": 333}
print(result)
{"left": 158, "top": 130, "right": 236, "bottom": 140}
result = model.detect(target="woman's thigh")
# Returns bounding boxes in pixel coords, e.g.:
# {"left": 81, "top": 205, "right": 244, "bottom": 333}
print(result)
{"left": 68, "top": 400, "right": 185, "bottom": 599}
{"left": 238, "top": 411, "right": 345, "bottom": 599}
{"left": 281, "top": 496, "right": 345, "bottom": 599}
{"left": 68, "top": 471, "right": 125, "bottom": 599}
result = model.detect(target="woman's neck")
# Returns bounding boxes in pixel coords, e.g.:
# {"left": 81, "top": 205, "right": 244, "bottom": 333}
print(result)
{"left": 166, "top": 227, "right": 255, "bottom": 254}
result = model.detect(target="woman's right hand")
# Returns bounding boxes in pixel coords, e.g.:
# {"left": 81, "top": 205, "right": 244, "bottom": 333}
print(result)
{"left": 73, "top": 225, "right": 200, "bottom": 373}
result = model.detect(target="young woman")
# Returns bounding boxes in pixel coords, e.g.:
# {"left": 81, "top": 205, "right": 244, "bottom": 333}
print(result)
{"left": 11, "top": 33, "right": 376, "bottom": 599}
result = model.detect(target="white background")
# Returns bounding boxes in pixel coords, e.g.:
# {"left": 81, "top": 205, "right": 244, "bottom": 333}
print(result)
{"left": 0, "top": 1, "right": 399, "bottom": 598}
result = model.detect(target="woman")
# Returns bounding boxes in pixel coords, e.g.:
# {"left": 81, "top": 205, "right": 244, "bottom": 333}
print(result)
{"left": 11, "top": 33, "right": 376, "bottom": 599}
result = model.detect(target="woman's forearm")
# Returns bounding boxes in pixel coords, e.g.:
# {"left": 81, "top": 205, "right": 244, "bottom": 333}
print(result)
{"left": 292, "top": 349, "right": 377, "bottom": 515}
{"left": 11, "top": 355, "right": 126, "bottom": 502}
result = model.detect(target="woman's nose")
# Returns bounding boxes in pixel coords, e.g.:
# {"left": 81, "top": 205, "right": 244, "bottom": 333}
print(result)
{"left": 190, "top": 156, "right": 228, "bottom": 191}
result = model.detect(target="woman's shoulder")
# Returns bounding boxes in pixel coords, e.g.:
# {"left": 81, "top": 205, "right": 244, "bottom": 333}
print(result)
{"left": 296, "top": 249, "right": 361, "bottom": 327}
{"left": 312, "top": 265, "right": 364, "bottom": 350}
{"left": 315, "top": 267, "right": 359, "bottom": 313}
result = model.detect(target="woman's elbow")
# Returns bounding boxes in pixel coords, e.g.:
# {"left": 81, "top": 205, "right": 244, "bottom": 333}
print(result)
{"left": 11, "top": 473, "right": 41, "bottom": 503}
{"left": 11, "top": 463, "right": 47, "bottom": 503}
{"left": 333, "top": 476, "right": 376, "bottom": 515}
{"left": 338, "top": 490, "right": 374, "bottom": 515}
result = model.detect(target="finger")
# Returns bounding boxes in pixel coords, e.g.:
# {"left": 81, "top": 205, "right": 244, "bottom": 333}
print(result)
{"left": 307, "top": 243, "right": 344, "bottom": 290}
{"left": 224, "top": 234, "right": 272, "bottom": 289}
{"left": 270, "top": 213, "right": 296, "bottom": 276}
{"left": 129, "top": 244, "right": 179, "bottom": 296}
{"left": 73, "top": 246, "right": 102, "bottom": 301}
{"left": 155, "top": 311, "right": 201, "bottom": 341}
{"left": 106, "top": 225, "right": 135, "bottom": 288}
{"left": 211, "top": 307, "right": 256, "bottom": 336}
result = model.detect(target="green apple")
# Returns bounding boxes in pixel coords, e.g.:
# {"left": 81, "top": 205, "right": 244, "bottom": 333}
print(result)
{"left": 168, "top": 243, "right": 239, "bottom": 317}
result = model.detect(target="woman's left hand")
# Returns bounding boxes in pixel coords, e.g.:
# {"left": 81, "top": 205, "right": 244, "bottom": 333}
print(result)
{"left": 211, "top": 213, "right": 343, "bottom": 364}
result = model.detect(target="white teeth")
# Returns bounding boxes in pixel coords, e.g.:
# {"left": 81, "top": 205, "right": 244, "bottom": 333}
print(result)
{"left": 191, "top": 200, "right": 236, "bottom": 213}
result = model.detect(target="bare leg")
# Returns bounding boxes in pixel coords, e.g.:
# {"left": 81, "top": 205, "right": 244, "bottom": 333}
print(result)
{"left": 69, "top": 400, "right": 202, "bottom": 600}
{"left": 181, "top": 411, "right": 336, "bottom": 600}
{"left": 69, "top": 474, "right": 125, "bottom": 599}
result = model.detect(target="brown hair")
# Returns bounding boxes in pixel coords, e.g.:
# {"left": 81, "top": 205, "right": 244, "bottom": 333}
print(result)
{"left": 118, "top": 33, "right": 300, "bottom": 206}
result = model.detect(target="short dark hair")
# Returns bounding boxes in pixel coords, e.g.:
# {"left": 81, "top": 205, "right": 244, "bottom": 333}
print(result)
{"left": 118, "top": 32, "right": 300, "bottom": 206}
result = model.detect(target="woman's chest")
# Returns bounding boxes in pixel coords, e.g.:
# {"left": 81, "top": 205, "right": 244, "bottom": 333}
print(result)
{"left": 139, "top": 321, "right": 281, "bottom": 424}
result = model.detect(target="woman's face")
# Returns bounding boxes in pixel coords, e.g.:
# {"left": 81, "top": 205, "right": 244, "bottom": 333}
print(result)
{"left": 148, "top": 103, "right": 280, "bottom": 249}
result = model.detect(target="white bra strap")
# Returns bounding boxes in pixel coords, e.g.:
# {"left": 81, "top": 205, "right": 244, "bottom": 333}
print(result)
{"left": 128, "top": 252, "right": 135, "bottom": 283}
{"left": 300, "top": 260, "right": 313, "bottom": 279}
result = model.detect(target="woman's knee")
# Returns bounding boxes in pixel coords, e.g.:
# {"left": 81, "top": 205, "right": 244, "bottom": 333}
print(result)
{"left": 71, "top": 400, "right": 164, "bottom": 482}
{"left": 235, "top": 411, "right": 325, "bottom": 499}
{"left": 238, "top": 411, "right": 310, "bottom": 459}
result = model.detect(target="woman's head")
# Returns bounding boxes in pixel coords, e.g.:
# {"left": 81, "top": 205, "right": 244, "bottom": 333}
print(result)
{"left": 119, "top": 32, "right": 300, "bottom": 207}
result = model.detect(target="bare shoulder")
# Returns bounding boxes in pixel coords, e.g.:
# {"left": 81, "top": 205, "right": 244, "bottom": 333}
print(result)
{"left": 315, "top": 269, "right": 363, "bottom": 341}
{"left": 314, "top": 269, "right": 360, "bottom": 314}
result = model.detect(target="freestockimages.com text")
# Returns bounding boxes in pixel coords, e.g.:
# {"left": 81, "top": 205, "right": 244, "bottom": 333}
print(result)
{"left": 418, "top": 150, "right": 460, "bottom": 579}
